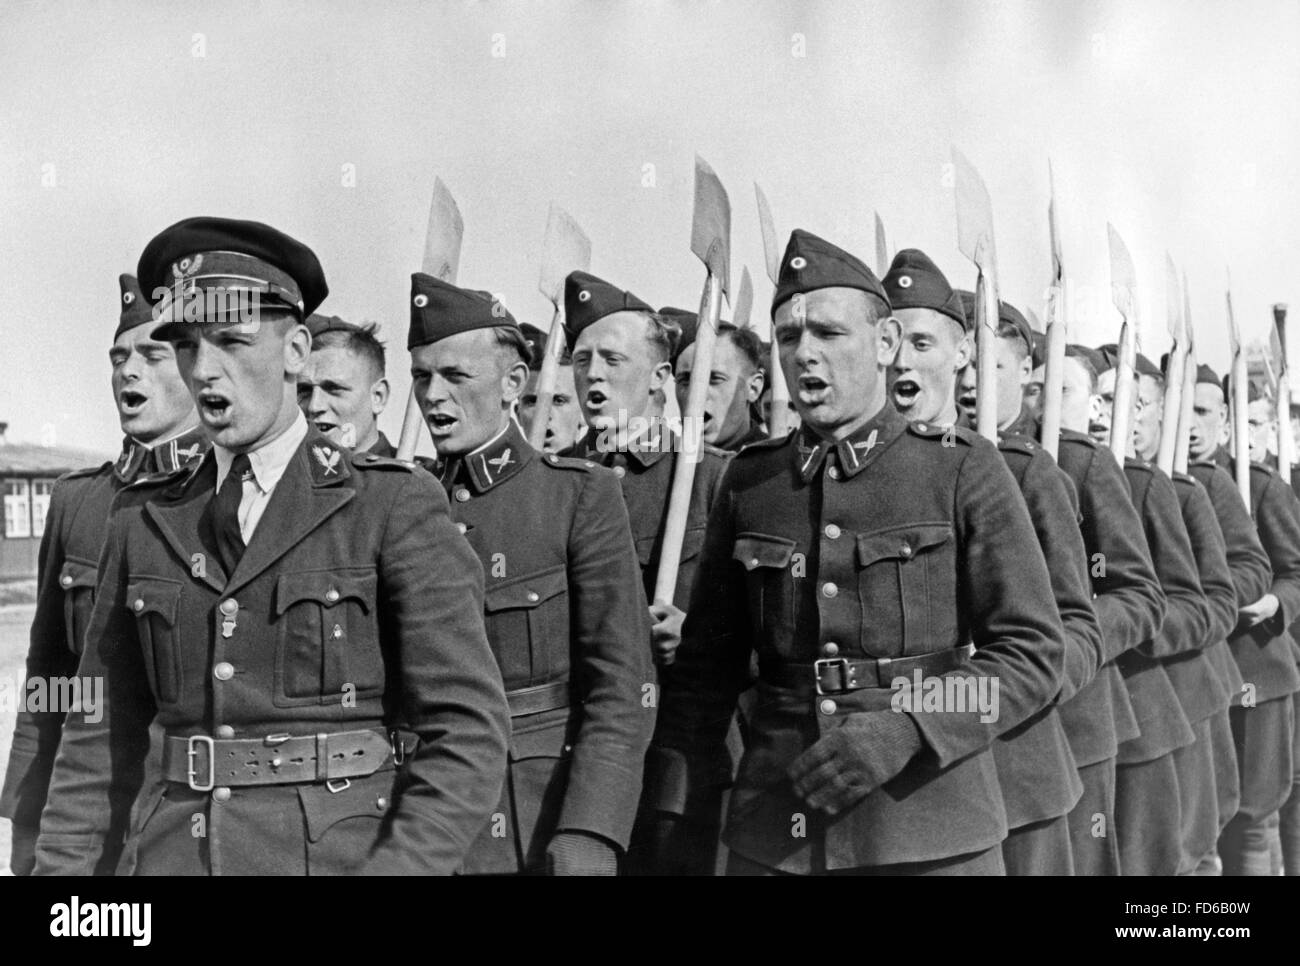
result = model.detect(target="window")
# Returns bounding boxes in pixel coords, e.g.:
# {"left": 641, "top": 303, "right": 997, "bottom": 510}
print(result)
{"left": 4, "top": 478, "right": 31, "bottom": 538}
{"left": 31, "top": 479, "right": 55, "bottom": 537}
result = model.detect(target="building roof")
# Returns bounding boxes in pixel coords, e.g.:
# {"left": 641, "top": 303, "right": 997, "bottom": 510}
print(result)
{"left": 0, "top": 440, "right": 114, "bottom": 476}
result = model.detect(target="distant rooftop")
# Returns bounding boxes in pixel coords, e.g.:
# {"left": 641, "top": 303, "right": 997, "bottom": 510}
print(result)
{"left": 0, "top": 423, "right": 113, "bottom": 475}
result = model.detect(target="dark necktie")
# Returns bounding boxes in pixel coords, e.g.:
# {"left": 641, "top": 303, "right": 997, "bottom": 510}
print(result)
{"left": 213, "top": 453, "right": 251, "bottom": 573}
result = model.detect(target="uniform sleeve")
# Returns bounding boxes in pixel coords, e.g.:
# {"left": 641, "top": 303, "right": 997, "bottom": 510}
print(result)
{"left": 913, "top": 441, "right": 1066, "bottom": 768}
{"left": 34, "top": 504, "right": 155, "bottom": 876}
{"left": 1, "top": 480, "right": 76, "bottom": 832}
{"left": 361, "top": 469, "right": 510, "bottom": 875}
{"left": 1205, "top": 468, "right": 1272, "bottom": 608}
{"left": 1255, "top": 472, "right": 1300, "bottom": 632}
{"left": 1179, "top": 481, "right": 1238, "bottom": 647}
{"left": 1079, "top": 450, "right": 1166, "bottom": 663}
{"left": 555, "top": 470, "right": 656, "bottom": 848}
{"left": 1020, "top": 453, "right": 1103, "bottom": 703}
{"left": 1138, "top": 471, "right": 1210, "bottom": 659}
{"left": 649, "top": 468, "right": 752, "bottom": 820}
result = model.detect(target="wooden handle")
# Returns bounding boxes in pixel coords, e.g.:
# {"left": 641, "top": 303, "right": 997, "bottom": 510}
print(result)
{"left": 1109, "top": 322, "right": 1137, "bottom": 468}
{"left": 395, "top": 385, "right": 424, "bottom": 463}
{"left": 1156, "top": 339, "right": 1185, "bottom": 474}
{"left": 526, "top": 304, "right": 564, "bottom": 451}
{"left": 768, "top": 326, "right": 789, "bottom": 438}
{"left": 1232, "top": 351, "right": 1251, "bottom": 510}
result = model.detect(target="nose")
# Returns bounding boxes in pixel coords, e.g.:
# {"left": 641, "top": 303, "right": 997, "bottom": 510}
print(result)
{"left": 188, "top": 338, "right": 221, "bottom": 386}
{"left": 421, "top": 372, "right": 450, "bottom": 410}
{"left": 119, "top": 349, "right": 145, "bottom": 382}
{"left": 306, "top": 386, "right": 328, "bottom": 416}
{"left": 790, "top": 329, "right": 817, "bottom": 369}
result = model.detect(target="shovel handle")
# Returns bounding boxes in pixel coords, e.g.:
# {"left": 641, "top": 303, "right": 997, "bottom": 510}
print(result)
{"left": 526, "top": 304, "right": 564, "bottom": 451}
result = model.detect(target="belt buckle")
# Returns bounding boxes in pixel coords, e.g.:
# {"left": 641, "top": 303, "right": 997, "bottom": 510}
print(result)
{"left": 186, "top": 735, "right": 215, "bottom": 792}
{"left": 813, "top": 657, "right": 849, "bottom": 695}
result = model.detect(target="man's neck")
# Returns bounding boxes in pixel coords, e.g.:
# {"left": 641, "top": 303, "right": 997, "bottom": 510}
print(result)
{"left": 129, "top": 415, "right": 201, "bottom": 449}
{"left": 230, "top": 400, "right": 301, "bottom": 456}
{"left": 821, "top": 386, "right": 887, "bottom": 442}
{"left": 441, "top": 415, "right": 511, "bottom": 460}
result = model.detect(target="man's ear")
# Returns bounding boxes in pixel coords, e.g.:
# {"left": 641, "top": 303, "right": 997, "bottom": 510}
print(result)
{"left": 876, "top": 316, "right": 902, "bottom": 366}
{"left": 371, "top": 377, "right": 390, "bottom": 416}
{"left": 284, "top": 321, "right": 312, "bottom": 376}
{"left": 1088, "top": 394, "right": 1103, "bottom": 423}
{"left": 649, "top": 359, "right": 673, "bottom": 395}
{"left": 501, "top": 360, "right": 530, "bottom": 406}
{"left": 745, "top": 367, "right": 765, "bottom": 405}
{"left": 953, "top": 334, "right": 972, "bottom": 373}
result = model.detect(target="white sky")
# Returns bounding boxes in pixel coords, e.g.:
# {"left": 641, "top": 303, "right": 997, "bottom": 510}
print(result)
{"left": 2, "top": 0, "right": 1297, "bottom": 453}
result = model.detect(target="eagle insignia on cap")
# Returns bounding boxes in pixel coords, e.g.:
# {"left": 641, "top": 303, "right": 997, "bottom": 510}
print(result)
{"left": 172, "top": 253, "right": 203, "bottom": 279}
{"left": 790, "top": 256, "right": 807, "bottom": 270}
{"left": 898, "top": 276, "right": 913, "bottom": 289}
{"left": 312, "top": 445, "right": 341, "bottom": 476}
{"left": 413, "top": 294, "right": 429, "bottom": 308}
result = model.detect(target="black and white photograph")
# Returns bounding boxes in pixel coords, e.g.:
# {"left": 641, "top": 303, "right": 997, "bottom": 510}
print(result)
{"left": 0, "top": 0, "right": 1295, "bottom": 936}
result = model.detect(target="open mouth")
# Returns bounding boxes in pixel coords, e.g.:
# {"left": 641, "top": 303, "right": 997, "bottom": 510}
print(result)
{"left": 313, "top": 419, "right": 337, "bottom": 435}
{"left": 585, "top": 389, "right": 608, "bottom": 410}
{"left": 119, "top": 390, "right": 148, "bottom": 415}
{"left": 797, "top": 375, "right": 829, "bottom": 405}
{"left": 427, "top": 412, "right": 458, "bottom": 436}
{"left": 893, "top": 379, "right": 921, "bottom": 408}
{"left": 198, "top": 391, "right": 232, "bottom": 424}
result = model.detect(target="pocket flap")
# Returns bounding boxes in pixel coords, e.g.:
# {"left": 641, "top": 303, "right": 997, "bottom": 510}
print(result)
{"left": 297, "top": 773, "right": 390, "bottom": 841}
{"left": 275, "top": 569, "right": 377, "bottom": 616}
{"left": 59, "top": 559, "right": 98, "bottom": 591}
{"left": 509, "top": 718, "right": 574, "bottom": 761}
{"left": 732, "top": 532, "right": 796, "bottom": 571}
{"left": 125, "top": 578, "right": 182, "bottom": 625}
{"left": 857, "top": 523, "right": 953, "bottom": 566}
{"left": 681, "top": 526, "right": 706, "bottom": 563}
{"left": 484, "top": 566, "right": 567, "bottom": 613}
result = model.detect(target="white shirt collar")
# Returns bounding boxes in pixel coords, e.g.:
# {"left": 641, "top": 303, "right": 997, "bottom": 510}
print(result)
{"left": 214, "top": 410, "right": 309, "bottom": 492}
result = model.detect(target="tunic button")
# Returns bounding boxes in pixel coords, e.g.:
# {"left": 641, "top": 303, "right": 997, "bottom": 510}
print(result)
{"left": 899, "top": 543, "right": 912, "bottom": 558}
{"left": 454, "top": 487, "right": 470, "bottom": 503}
{"left": 376, "top": 797, "right": 388, "bottom": 811}
{"left": 822, "top": 582, "right": 838, "bottom": 598}
{"left": 613, "top": 466, "right": 626, "bottom": 479}
{"left": 456, "top": 522, "right": 468, "bottom": 534}
{"left": 526, "top": 591, "right": 540, "bottom": 603}
{"left": 213, "top": 662, "right": 234, "bottom": 681}
{"left": 133, "top": 598, "right": 145, "bottom": 613}
{"left": 219, "top": 598, "right": 238, "bottom": 615}
{"left": 60, "top": 575, "right": 73, "bottom": 588}
{"left": 824, "top": 524, "right": 841, "bottom": 539}
{"left": 827, "top": 466, "right": 841, "bottom": 480}
{"left": 325, "top": 588, "right": 340, "bottom": 603}
{"left": 212, "top": 787, "right": 231, "bottom": 804}
{"left": 547, "top": 454, "right": 559, "bottom": 464}
{"left": 821, "top": 642, "right": 839, "bottom": 657}
{"left": 819, "top": 699, "right": 838, "bottom": 715}
{"left": 216, "top": 725, "right": 235, "bottom": 739}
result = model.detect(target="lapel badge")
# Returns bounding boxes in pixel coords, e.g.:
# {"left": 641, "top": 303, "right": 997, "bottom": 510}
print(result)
{"left": 312, "top": 444, "right": 341, "bottom": 476}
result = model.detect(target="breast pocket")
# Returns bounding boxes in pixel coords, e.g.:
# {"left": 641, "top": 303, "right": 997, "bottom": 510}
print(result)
{"left": 59, "top": 559, "right": 99, "bottom": 656}
{"left": 733, "top": 532, "right": 797, "bottom": 649}
{"left": 484, "top": 566, "right": 569, "bottom": 687}
{"left": 125, "top": 577, "right": 183, "bottom": 704}
{"left": 274, "top": 569, "right": 381, "bottom": 706}
{"left": 855, "top": 523, "right": 954, "bottom": 658}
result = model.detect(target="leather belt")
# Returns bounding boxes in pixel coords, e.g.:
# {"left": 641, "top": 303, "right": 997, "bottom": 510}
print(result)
{"left": 162, "top": 728, "right": 417, "bottom": 791}
{"left": 762, "top": 644, "right": 976, "bottom": 695}
{"left": 507, "top": 680, "right": 571, "bottom": 717}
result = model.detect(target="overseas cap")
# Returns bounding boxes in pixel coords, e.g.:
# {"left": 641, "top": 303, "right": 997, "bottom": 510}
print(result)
{"left": 140, "top": 216, "right": 327, "bottom": 340}
{"left": 563, "top": 270, "right": 653, "bottom": 349}
{"left": 772, "top": 229, "right": 889, "bottom": 316}
{"left": 408, "top": 272, "right": 518, "bottom": 350}
{"left": 882, "top": 248, "right": 966, "bottom": 331}
{"left": 116, "top": 274, "right": 154, "bottom": 339}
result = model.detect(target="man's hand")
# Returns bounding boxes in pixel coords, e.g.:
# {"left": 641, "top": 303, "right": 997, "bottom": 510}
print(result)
{"left": 9, "top": 822, "right": 37, "bottom": 876}
{"left": 787, "top": 711, "right": 923, "bottom": 815}
{"left": 649, "top": 600, "right": 686, "bottom": 667}
{"left": 546, "top": 830, "right": 619, "bottom": 875}
{"left": 1239, "top": 593, "right": 1280, "bottom": 628}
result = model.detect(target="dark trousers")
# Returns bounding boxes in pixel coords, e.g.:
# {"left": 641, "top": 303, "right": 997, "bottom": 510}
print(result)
{"left": 1219, "top": 695, "right": 1295, "bottom": 876}
{"left": 1173, "top": 717, "right": 1220, "bottom": 874}
{"left": 1279, "top": 692, "right": 1300, "bottom": 875}
{"left": 1067, "top": 758, "right": 1120, "bottom": 876}
{"left": 726, "top": 845, "right": 1006, "bottom": 876}
{"left": 1116, "top": 753, "right": 1182, "bottom": 875}
{"left": 1208, "top": 707, "right": 1241, "bottom": 833}
{"left": 1002, "top": 815, "right": 1074, "bottom": 875}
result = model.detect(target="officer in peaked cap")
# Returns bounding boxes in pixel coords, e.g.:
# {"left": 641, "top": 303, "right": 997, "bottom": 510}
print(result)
{"left": 886, "top": 248, "right": 1100, "bottom": 875}
{"left": 407, "top": 271, "right": 653, "bottom": 875}
{"left": 1188, "top": 363, "right": 1300, "bottom": 875}
{"left": 1090, "top": 344, "right": 1209, "bottom": 875}
{"left": 297, "top": 314, "right": 394, "bottom": 457}
{"left": 517, "top": 320, "right": 586, "bottom": 454}
{"left": 36, "top": 217, "right": 509, "bottom": 876}
{"left": 651, "top": 228, "right": 1066, "bottom": 875}
{"left": 1, "top": 273, "right": 208, "bottom": 875}
{"left": 560, "top": 268, "right": 731, "bottom": 874}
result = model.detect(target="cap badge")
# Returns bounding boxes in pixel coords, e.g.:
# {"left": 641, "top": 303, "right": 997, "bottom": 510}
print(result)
{"left": 578, "top": 290, "right": 591, "bottom": 302}
{"left": 312, "top": 444, "right": 341, "bottom": 476}
{"left": 172, "top": 254, "right": 203, "bottom": 279}
{"left": 898, "top": 276, "right": 913, "bottom": 289}
{"left": 122, "top": 291, "right": 135, "bottom": 305}
{"left": 413, "top": 294, "right": 428, "bottom": 308}
{"left": 790, "top": 256, "right": 807, "bottom": 270}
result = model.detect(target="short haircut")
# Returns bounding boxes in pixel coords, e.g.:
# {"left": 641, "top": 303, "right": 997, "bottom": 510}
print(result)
{"left": 314, "top": 323, "right": 386, "bottom": 378}
{"left": 718, "top": 323, "right": 763, "bottom": 375}
{"left": 995, "top": 320, "right": 1030, "bottom": 361}
{"left": 492, "top": 325, "right": 532, "bottom": 368}
{"left": 645, "top": 313, "right": 678, "bottom": 366}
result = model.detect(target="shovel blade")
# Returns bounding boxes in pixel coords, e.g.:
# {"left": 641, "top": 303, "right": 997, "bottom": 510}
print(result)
{"left": 691, "top": 155, "right": 731, "bottom": 297}
{"left": 422, "top": 178, "right": 465, "bottom": 284}
{"left": 755, "top": 182, "right": 780, "bottom": 285}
